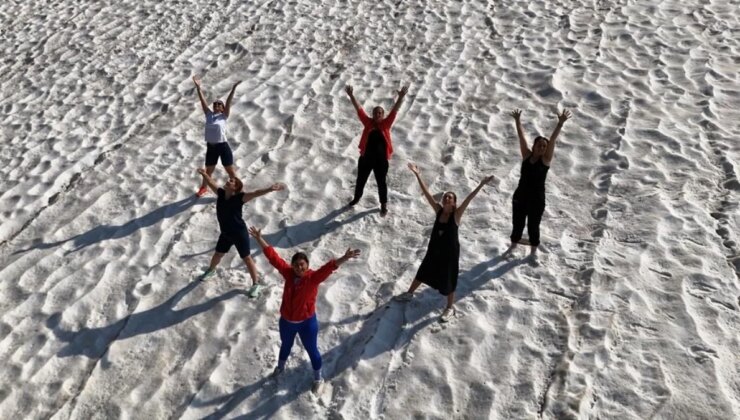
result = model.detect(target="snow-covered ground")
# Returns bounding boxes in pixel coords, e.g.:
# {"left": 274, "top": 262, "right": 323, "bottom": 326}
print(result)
{"left": 1, "top": 0, "right": 738, "bottom": 418}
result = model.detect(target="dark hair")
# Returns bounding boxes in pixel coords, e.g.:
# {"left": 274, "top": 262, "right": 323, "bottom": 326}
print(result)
{"left": 372, "top": 106, "right": 384, "bottom": 115}
{"left": 533, "top": 136, "right": 549, "bottom": 146}
{"left": 291, "top": 252, "right": 309, "bottom": 265}
{"left": 232, "top": 177, "right": 243, "bottom": 193}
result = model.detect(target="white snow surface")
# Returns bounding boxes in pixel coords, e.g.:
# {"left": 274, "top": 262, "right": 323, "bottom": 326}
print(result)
{"left": 1, "top": 0, "right": 739, "bottom": 419}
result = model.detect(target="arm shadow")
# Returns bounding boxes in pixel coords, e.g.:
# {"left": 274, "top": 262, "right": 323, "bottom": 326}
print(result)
{"left": 256, "top": 206, "right": 378, "bottom": 251}
{"left": 46, "top": 279, "right": 245, "bottom": 359}
{"left": 15, "top": 195, "right": 213, "bottom": 254}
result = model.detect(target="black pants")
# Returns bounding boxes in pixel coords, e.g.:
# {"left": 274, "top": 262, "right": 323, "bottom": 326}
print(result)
{"left": 510, "top": 196, "right": 545, "bottom": 246}
{"left": 353, "top": 154, "right": 388, "bottom": 204}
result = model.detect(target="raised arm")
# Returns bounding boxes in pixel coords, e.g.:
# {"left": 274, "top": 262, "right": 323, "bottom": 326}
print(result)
{"left": 510, "top": 109, "right": 529, "bottom": 159}
{"left": 336, "top": 248, "right": 361, "bottom": 267}
{"left": 249, "top": 226, "right": 292, "bottom": 277}
{"left": 224, "top": 80, "right": 242, "bottom": 118}
{"left": 312, "top": 247, "right": 361, "bottom": 285}
{"left": 193, "top": 76, "right": 210, "bottom": 115}
{"left": 454, "top": 175, "right": 494, "bottom": 225}
{"left": 408, "top": 163, "right": 441, "bottom": 214}
{"left": 243, "top": 182, "right": 285, "bottom": 203}
{"left": 345, "top": 85, "right": 362, "bottom": 112}
{"left": 389, "top": 85, "right": 408, "bottom": 116}
{"left": 345, "top": 85, "right": 370, "bottom": 124}
{"left": 197, "top": 168, "right": 219, "bottom": 193}
{"left": 543, "top": 109, "right": 571, "bottom": 165}
{"left": 248, "top": 226, "right": 270, "bottom": 249}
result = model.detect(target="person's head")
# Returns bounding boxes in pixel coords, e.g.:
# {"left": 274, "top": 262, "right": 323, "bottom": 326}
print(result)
{"left": 372, "top": 106, "right": 385, "bottom": 123}
{"left": 291, "top": 252, "right": 309, "bottom": 277}
{"left": 213, "top": 100, "right": 225, "bottom": 113}
{"left": 441, "top": 191, "right": 457, "bottom": 212}
{"left": 532, "top": 136, "right": 549, "bottom": 157}
{"left": 224, "top": 177, "right": 243, "bottom": 193}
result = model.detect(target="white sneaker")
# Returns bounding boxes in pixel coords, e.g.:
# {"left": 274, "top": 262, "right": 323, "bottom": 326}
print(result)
{"left": 502, "top": 249, "right": 516, "bottom": 261}
{"left": 248, "top": 283, "right": 263, "bottom": 298}
{"left": 199, "top": 267, "right": 216, "bottom": 281}
{"left": 527, "top": 253, "right": 540, "bottom": 267}
{"left": 393, "top": 292, "right": 413, "bottom": 302}
{"left": 439, "top": 308, "right": 453, "bottom": 323}
{"left": 311, "top": 379, "right": 324, "bottom": 394}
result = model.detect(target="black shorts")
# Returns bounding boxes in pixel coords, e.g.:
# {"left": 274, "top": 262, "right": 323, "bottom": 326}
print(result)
{"left": 205, "top": 142, "right": 234, "bottom": 167}
{"left": 215, "top": 230, "right": 251, "bottom": 258}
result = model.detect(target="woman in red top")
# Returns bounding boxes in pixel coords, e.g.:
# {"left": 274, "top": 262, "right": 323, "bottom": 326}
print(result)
{"left": 249, "top": 226, "right": 360, "bottom": 393}
{"left": 345, "top": 84, "right": 409, "bottom": 216}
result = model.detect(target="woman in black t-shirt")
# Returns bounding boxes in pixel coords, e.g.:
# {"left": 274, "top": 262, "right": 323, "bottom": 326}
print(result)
{"left": 197, "top": 168, "right": 284, "bottom": 297}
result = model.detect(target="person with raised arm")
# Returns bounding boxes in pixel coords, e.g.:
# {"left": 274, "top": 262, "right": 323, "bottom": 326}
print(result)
{"left": 394, "top": 163, "right": 494, "bottom": 322}
{"left": 344, "top": 84, "right": 409, "bottom": 216}
{"left": 503, "top": 109, "right": 571, "bottom": 262}
{"left": 193, "top": 76, "right": 242, "bottom": 197}
{"left": 249, "top": 226, "right": 361, "bottom": 393}
{"left": 197, "top": 168, "right": 284, "bottom": 297}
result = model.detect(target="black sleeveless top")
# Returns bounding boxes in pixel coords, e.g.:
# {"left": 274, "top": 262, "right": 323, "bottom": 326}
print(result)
{"left": 427, "top": 210, "right": 460, "bottom": 258}
{"left": 514, "top": 155, "right": 549, "bottom": 201}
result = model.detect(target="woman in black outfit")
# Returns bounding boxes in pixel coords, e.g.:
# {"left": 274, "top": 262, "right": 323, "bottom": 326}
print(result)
{"left": 504, "top": 108, "right": 571, "bottom": 261}
{"left": 395, "top": 163, "right": 494, "bottom": 322}
{"left": 344, "top": 84, "right": 408, "bottom": 216}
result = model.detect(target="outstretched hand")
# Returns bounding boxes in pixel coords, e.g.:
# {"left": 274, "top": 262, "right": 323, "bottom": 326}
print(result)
{"left": 197, "top": 168, "right": 208, "bottom": 176}
{"left": 407, "top": 162, "right": 420, "bottom": 175}
{"left": 336, "top": 247, "right": 361, "bottom": 266}
{"left": 270, "top": 182, "right": 286, "bottom": 192}
{"left": 343, "top": 248, "right": 361, "bottom": 259}
{"left": 397, "top": 85, "right": 409, "bottom": 98}
{"left": 557, "top": 109, "right": 571, "bottom": 123}
{"left": 345, "top": 85, "right": 354, "bottom": 97}
{"left": 480, "top": 175, "right": 495, "bottom": 185}
{"left": 510, "top": 109, "right": 522, "bottom": 120}
{"left": 232, "top": 80, "right": 242, "bottom": 89}
{"left": 192, "top": 76, "right": 201, "bottom": 88}
{"left": 248, "top": 226, "right": 262, "bottom": 239}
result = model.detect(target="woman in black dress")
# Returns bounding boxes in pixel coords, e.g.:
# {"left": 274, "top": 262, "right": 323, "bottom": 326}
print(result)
{"left": 395, "top": 163, "right": 494, "bottom": 322}
{"left": 504, "top": 109, "right": 571, "bottom": 262}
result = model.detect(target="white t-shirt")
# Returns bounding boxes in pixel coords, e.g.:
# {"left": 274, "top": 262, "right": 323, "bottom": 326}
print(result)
{"left": 204, "top": 111, "right": 228, "bottom": 144}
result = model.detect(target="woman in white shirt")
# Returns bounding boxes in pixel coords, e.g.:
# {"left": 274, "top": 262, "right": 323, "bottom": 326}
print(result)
{"left": 192, "top": 76, "right": 241, "bottom": 197}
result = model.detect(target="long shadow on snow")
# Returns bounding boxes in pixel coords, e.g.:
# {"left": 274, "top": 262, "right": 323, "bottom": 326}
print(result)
{"left": 16, "top": 195, "right": 210, "bottom": 254}
{"left": 321, "top": 255, "right": 524, "bottom": 380}
{"left": 259, "top": 207, "right": 378, "bottom": 250}
{"left": 46, "top": 280, "right": 245, "bottom": 359}
{"left": 193, "top": 365, "right": 310, "bottom": 420}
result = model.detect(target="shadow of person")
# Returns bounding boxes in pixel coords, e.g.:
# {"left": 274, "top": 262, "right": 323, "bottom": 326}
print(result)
{"left": 46, "top": 280, "right": 246, "bottom": 359}
{"left": 319, "top": 254, "right": 524, "bottom": 381}
{"left": 260, "top": 207, "right": 377, "bottom": 250}
{"left": 192, "top": 366, "right": 307, "bottom": 420}
{"left": 16, "top": 195, "right": 211, "bottom": 254}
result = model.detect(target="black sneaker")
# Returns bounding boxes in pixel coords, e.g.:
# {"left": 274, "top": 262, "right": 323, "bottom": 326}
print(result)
{"left": 380, "top": 205, "right": 388, "bottom": 217}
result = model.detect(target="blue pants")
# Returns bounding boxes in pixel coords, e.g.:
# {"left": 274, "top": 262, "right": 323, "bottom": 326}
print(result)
{"left": 278, "top": 314, "right": 321, "bottom": 372}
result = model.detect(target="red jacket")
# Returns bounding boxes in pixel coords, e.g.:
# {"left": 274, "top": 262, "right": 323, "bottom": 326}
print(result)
{"left": 356, "top": 107, "right": 397, "bottom": 160}
{"left": 263, "top": 246, "right": 338, "bottom": 322}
